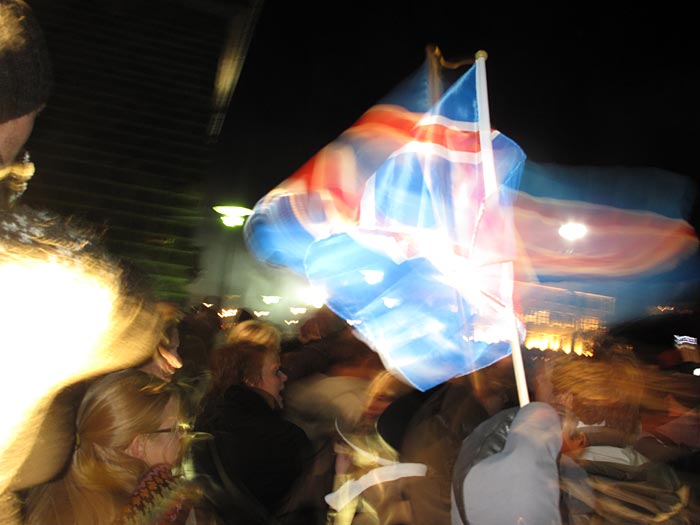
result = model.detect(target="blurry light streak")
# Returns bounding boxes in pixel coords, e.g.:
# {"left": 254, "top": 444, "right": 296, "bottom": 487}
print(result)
{"left": 289, "top": 307, "right": 307, "bottom": 315}
{"left": 284, "top": 319, "right": 299, "bottom": 325}
{"left": 253, "top": 310, "right": 270, "bottom": 317}
{"left": 202, "top": 302, "right": 214, "bottom": 308}
{"left": 219, "top": 308, "right": 238, "bottom": 318}
{"left": 657, "top": 305, "right": 676, "bottom": 312}
{"left": 524, "top": 336, "right": 593, "bottom": 357}
{"left": 558, "top": 222, "right": 588, "bottom": 241}
{"left": 347, "top": 319, "right": 362, "bottom": 326}
{"left": 262, "top": 295, "right": 281, "bottom": 304}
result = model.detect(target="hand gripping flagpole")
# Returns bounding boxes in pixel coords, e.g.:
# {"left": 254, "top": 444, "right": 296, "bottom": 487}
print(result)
{"left": 474, "top": 50, "right": 530, "bottom": 406}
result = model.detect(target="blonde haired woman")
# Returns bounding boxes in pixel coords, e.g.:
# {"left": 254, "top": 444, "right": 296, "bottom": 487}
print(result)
{"left": 24, "top": 369, "right": 217, "bottom": 525}
{"left": 226, "top": 319, "right": 281, "bottom": 352}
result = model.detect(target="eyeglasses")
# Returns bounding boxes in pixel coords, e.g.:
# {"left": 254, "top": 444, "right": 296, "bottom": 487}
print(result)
{"left": 148, "top": 422, "right": 192, "bottom": 439}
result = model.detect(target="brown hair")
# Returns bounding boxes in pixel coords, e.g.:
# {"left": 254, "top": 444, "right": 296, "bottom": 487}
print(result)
{"left": 208, "top": 341, "right": 274, "bottom": 398}
{"left": 549, "top": 349, "right": 645, "bottom": 442}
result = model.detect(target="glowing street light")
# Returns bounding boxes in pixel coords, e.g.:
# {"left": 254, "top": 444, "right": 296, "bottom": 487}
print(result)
{"left": 213, "top": 205, "right": 253, "bottom": 227}
{"left": 213, "top": 205, "right": 253, "bottom": 307}
{"left": 558, "top": 222, "right": 587, "bottom": 241}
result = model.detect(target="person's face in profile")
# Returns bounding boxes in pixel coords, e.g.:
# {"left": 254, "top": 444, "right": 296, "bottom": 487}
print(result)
{"left": 129, "top": 397, "right": 186, "bottom": 467}
{"left": 254, "top": 351, "right": 287, "bottom": 407}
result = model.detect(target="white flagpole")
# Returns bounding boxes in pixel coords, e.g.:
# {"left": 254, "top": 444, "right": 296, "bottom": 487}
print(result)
{"left": 475, "top": 50, "right": 530, "bottom": 407}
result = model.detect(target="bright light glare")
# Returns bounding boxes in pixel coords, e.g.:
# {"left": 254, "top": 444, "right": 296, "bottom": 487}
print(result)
{"left": 289, "top": 307, "right": 307, "bottom": 315}
{"left": 300, "top": 286, "right": 327, "bottom": 308}
{"left": 262, "top": 295, "right": 281, "bottom": 304}
{"left": 558, "top": 222, "right": 587, "bottom": 241}
{"left": 221, "top": 215, "right": 245, "bottom": 227}
{"left": 254, "top": 310, "right": 270, "bottom": 317}
{"left": 693, "top": 368, "right": 700, "bottom": 377}
{"left": 213, "top": 205, "right": 253, "bottom": 217}
{"left": 0, "top": 261, "right": 115, "bottom": 465}
{"left": 360, "top": 270, "right": 384, "bottom": 285}
{"left": 213, "top": 205, "right": 253, "bottom": 228}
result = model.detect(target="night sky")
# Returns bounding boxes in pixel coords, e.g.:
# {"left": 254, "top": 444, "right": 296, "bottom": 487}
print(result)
{"left": 212, "top": 1, "right": 698, "bottom": 213}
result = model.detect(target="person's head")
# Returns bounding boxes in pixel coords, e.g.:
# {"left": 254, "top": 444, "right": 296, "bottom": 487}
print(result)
{"left": 361, "top": 370, "right": 413, "bottom": 424}
{"left": 548, "top": 347, "right": 645, "bottom": 443}
{"left": 466, "top": 357, "right": 517, "bottom": 416}
{"left": 226, "top": 318, "right": 281, "bottom": 352}
{"left": 179, "top": 306, "right": 221, "bottom": 351}
{"left": 139, "top": 301, "right": 184, "bottom": 381}
{"left": 298, "top": 305, "right": 347, "bottom": 343}
{"left": 209, "top": 341, "right": 287, "bottom": 407}
{"left": 0, "top": 0, "right": 52, "bottom": 207}
{"left": 77, "top": 369, "right": 186, "bottom": 469}
{"left": 23, "top": 370, "right": 187, "bottom": 525}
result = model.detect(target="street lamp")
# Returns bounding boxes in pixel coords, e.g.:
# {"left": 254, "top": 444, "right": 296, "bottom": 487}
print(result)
{"left": 212, "top": 205, "right": 253, "bottom": 309}
{"left": 213, "top": 205, "right": 253, "bottom": 227}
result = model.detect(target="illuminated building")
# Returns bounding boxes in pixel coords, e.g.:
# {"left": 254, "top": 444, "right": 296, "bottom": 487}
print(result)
{"left": 518, "top": 282, "right": 615, "bottom": 357}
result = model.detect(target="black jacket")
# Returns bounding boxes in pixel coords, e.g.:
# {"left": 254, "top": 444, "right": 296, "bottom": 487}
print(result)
{"left": 194, "top": 385, "right": 313, "bottom": 515}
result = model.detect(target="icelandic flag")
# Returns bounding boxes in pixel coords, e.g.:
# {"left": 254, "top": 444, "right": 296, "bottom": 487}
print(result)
{"left": 245, "top": 50, "right": 526, "bottom": 390}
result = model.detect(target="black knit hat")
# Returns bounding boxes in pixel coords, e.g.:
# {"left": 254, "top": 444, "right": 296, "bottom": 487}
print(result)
{"left": 0, "top": 0, "right": 52, "bottom": 124}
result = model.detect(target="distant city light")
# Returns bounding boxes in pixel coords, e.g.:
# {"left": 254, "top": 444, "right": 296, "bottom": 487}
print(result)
{"left": 219, "top": 308, "right": 238, "bottom": 318}
{"left": 558, "top": 222, "right": 587, "bottom": 241}
{"left": 261, "top": 295, "right": 281, "bottom": 304}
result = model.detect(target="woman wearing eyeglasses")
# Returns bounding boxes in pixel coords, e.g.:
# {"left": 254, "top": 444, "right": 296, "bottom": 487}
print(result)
{"left": 23, "top": 369, "right": 220, "bottom": 525}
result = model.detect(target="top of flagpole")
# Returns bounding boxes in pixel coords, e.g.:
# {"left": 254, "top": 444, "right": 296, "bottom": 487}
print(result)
{"left": 475, "top": 50, "right": 488, "bottom": 61}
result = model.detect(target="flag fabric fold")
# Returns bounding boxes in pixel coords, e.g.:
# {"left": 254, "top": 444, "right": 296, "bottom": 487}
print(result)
{"left": 245, "top": 50, "right": 526, "bottom": 390}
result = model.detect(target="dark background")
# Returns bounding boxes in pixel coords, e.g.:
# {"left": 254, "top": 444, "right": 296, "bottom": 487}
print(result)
{"left": 22, "top": 0, "right": 699, "bottom": 308}
{"left": 212, "top": 1, "right": 698, "bottom": 212}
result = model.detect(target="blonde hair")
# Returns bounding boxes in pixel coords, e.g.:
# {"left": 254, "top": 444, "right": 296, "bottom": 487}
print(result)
{"left": 226, "top": 319, "right": 281, "bottom": 352}
{"left": 23, "top": 370, "right": 181, "bottom": 525}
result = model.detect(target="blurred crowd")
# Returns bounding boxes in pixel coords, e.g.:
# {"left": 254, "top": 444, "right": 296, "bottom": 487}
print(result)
{"left": 2, "top": 1, "right": 699, "bottom": 524}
